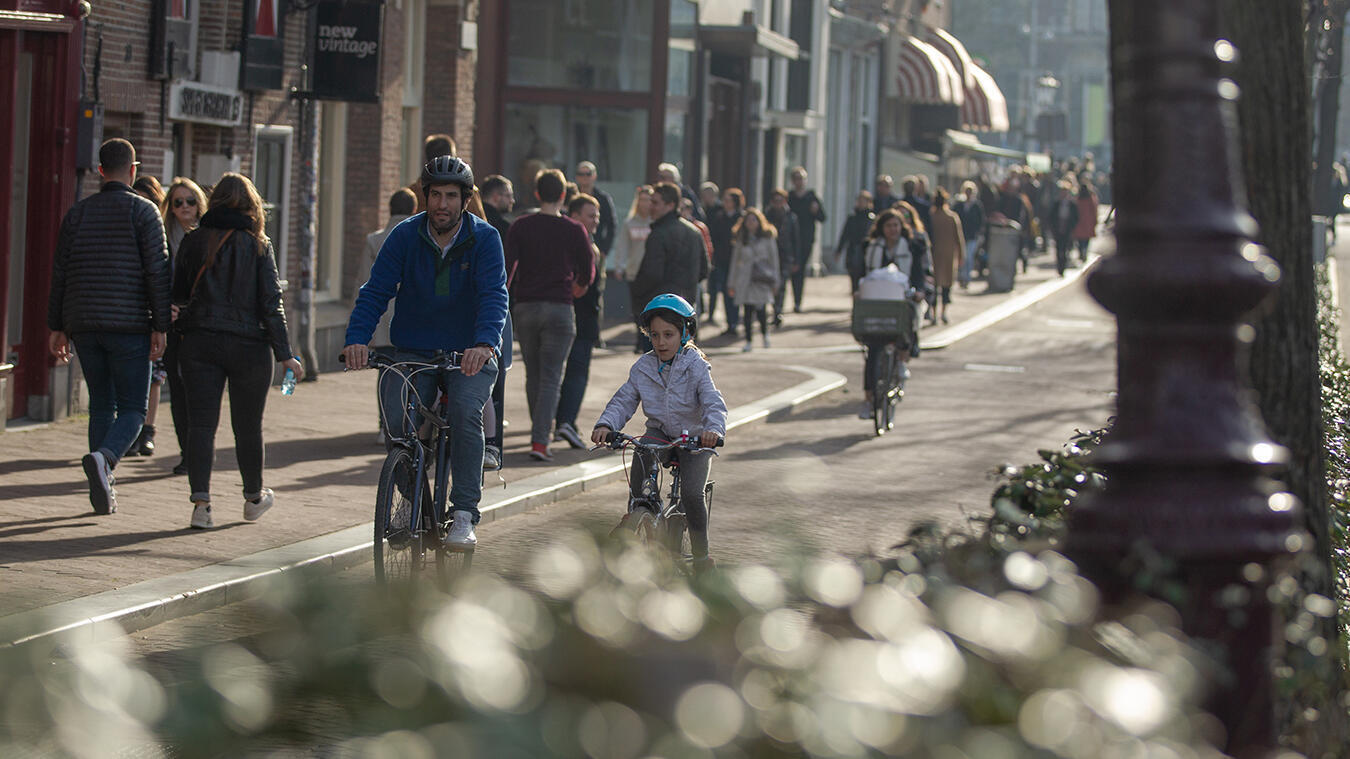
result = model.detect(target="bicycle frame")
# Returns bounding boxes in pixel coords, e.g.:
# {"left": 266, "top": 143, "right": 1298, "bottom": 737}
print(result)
{"left": 379, "top": 355, "right": 462, "bottom": 538}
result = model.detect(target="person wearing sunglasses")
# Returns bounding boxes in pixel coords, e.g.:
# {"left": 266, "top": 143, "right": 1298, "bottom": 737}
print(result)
{"left": 153, "top": 177, "right": 208, "bottom": 474}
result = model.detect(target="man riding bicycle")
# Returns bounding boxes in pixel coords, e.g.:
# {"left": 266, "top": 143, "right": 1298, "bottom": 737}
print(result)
{"left": 343, "top": 155, "right": 509, "bottom": 549}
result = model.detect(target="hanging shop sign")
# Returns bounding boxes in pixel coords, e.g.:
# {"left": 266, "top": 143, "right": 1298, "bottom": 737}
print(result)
{"left": 309, "top": 0, "right": 383, "bottom": 103}
{"left": 168, "top": 80, "right": 244, "bottom": 126}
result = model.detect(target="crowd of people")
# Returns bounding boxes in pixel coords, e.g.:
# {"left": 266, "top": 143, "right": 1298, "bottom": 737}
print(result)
{"left": 48, "top": 138, "right": 299, "bottom": 528}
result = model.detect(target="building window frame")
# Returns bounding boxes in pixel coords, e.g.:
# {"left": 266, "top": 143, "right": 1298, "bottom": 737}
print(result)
{"left": 253, "top": 124, "right": 293, "bottom": 282}
{"left": 316, "top": 102, "right": 348, "bottom": 303}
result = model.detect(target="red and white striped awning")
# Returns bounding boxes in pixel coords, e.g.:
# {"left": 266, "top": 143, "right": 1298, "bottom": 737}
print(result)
{"left": 966, "top": 64, "right": 1010, "bottom": 133}
{"left": 888, "top": 34, "right": 964, "bottom": 107}
{"left": 923, "top": 26, "right": 1009, "bottom": 132}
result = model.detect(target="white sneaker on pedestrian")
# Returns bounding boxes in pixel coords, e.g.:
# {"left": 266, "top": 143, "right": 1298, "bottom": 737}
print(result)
{"left": 762, "top": 335, "right": 771, "bottom": 349}
{"left": 190, "top": 501, "right": 214, "bottom": 529}
{"left": 81, "top": 451, "right": 116, "bottom": 515}
{"left": 443, "top": 510, "right": 477, "bottom": 549}
{"left": 483, "top": 444, "right": 502, "bottom": 470}
{"left": 556, "top": 422, "right": 586, "bottom": 450}
{"left": 741, "top": 342, "right": 753, "bottom": 353}
{"left": 244, "top": 488, "right": 274, "bottom": 521}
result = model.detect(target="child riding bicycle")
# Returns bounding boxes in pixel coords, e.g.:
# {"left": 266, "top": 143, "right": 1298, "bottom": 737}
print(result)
{"left": 591, "top": 294, "right": 728, "bottom": 570}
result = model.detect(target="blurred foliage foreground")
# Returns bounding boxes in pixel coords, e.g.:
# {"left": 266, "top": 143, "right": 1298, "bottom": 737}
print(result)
{"left": 13, "top": 273, "right": 1350, "bottom": 758}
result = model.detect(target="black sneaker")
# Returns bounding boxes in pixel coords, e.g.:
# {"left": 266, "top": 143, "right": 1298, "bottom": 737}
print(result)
{"left": 172, "top": 460, "right": 188, "bottom": 476}
{"left": 556, "top": 422, "right": 585, "bottom": 450}
{"left": 136, "top": 425, "right": 156, "bottom": 456}
{"left": 82, "top": 451, "right": 117, "bottom": 514}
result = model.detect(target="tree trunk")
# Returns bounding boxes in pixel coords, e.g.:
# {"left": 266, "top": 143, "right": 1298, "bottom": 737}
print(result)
{"left": 1222, "top": 0, "right": 1346, "bottom": 749}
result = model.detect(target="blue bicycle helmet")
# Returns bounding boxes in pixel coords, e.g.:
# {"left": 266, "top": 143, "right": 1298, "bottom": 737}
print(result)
{"left": 640, "top": 294, "right": 698, "bottom": 345}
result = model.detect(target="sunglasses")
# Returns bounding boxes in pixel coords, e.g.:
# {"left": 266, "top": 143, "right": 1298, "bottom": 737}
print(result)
{"left": 173, "top": 197, "right": 198, "bottom": 208}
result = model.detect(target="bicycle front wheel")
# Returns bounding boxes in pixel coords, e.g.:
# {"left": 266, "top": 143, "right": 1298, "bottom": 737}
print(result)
{"left": 374, "top": 446, "right": 429, "bottom": 585}
{"left": 613, "top": 505, "right": 661, "bottom": 548}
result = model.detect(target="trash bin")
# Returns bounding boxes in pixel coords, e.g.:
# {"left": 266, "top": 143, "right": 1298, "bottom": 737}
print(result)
{"left": 986, "top": 222, "right": 1022, "bottom": 293}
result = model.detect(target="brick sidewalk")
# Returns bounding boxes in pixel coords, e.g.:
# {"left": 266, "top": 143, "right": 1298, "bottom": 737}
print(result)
{"left": 0, "top": 257, "right": 1074, "bottom": 615}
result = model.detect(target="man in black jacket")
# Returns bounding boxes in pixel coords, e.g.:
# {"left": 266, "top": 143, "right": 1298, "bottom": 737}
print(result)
{"left": 765, "top": 189, "right": 800, "bottom": 327}
{"left": 786, "top": 167, "right": 826, "bottom": 312}
{"left": 48, "top": 138, "right": 170, "bottom": 515}
{"left": 632, "top": 182, "right": 709, "bottom": 329}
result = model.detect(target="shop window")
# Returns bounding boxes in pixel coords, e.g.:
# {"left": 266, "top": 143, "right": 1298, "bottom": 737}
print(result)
{"left": 507, "top": 0, "right": 653, "bottom": 92}
{"left": 503, "top": 104, "right": 647, "bottom": 210}
{"left": 316, "top": 103, "right": 347, "bottom": 301}
{"left": 254, "top": 126, "right": 293, "bottom": 282}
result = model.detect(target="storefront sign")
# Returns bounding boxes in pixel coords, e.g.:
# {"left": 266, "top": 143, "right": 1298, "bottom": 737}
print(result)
{"left": 168, "top": 80, "right": 244, "bottom": 126}
{"left": 310, "top": 0, "right": 382, "bottom": 102}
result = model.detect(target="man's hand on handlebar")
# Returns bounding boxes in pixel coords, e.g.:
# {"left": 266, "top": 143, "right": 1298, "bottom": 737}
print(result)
{"left": 462, "top": 346, "right": 493, "bottom": 377}
{"left": 342, "top": 343, "right": 369, "bottom": 371}
{"left": 592, "top": 426, "right": 614, "bottom": 446}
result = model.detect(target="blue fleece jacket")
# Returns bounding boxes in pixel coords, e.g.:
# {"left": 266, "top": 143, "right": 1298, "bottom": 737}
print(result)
{"left": 346, "top": 212, "right": 508, "bottom": 354}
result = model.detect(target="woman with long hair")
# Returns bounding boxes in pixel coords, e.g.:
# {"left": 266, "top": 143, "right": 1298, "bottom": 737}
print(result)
{"left": 927, "top": 188, "right": 965, "bottom": 325}
{"left": 855, "top": 208, "right": 932, "bottom": 418}
{"left": 144, "top": 177, "right": 208, "bottom": 472}
{"left": 172, "top": 172, "right": 303, "bottom": 529}
{"left": 727, "top": 207, "right": 780, "bottom": 352}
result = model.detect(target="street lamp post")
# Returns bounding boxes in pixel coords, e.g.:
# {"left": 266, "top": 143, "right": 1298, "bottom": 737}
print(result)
{"left": 1066, "top": 1, "right": 1304, "bottom": 755}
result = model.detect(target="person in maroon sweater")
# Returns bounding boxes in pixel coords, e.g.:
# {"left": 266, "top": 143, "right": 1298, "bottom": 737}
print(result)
{"left": 504, "top": 168, "right": 595, "bottom": 461}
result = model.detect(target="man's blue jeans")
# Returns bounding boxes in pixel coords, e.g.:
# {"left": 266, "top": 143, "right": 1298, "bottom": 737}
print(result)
{"left": 72, "top": 332, "right": 151, "bottom": 468}
{"left": 378, "top": 350, "right": 498, "bottom": 522}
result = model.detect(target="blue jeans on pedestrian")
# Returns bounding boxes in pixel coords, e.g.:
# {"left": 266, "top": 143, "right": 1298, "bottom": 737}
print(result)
{"left": 707, "top": 266, "right": 735, "bottom": 324}
{"left": 961, "top": 238, "right": 980, "bottom": 284}
{"left": 379, "top": 349, "right": 498, "bottom": 522}
{"left": 71, "top": 332, "right": 152, "bottom": 468}
{"left": 513, "top": 301, "right": 576, "bottom": 446}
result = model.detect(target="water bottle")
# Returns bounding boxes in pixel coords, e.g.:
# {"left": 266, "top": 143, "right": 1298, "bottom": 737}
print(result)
{"left": 281, "top": 364, "right": 297, "bottom": 396}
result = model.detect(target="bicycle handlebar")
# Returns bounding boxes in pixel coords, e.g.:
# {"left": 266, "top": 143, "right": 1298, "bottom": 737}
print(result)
{"left": 339, "top": 350, "right": 463, "bottom": 371}
{"left": 589, "top": 430, "right": 722, "bottom": 454}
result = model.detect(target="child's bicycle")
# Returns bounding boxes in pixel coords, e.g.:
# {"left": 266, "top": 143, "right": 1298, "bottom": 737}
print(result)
{"left": 591, "top": 431, "right": 719, "bottom": 565}
{"left": 343, "top": 349, "right": 473, "bottom": 587}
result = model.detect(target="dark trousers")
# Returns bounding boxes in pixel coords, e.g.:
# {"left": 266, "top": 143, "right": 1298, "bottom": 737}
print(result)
{"left": 487, "top": 367, "right": 506, "bottom": 449}
{"left": 742, "top": 305, "right": 768, "bottom": 339}
{"left": 630, "top": 426, "right": 714, "bottom": 558}
{"left": 708, "top": 266, "right": 736, "bottom": 327}
{"left": 790, "top": 253, "right": 809, "bottom": 309}
{"left": 71, "top": 332, "right": 152, "bottom": 468}
{"left": 178, "top": 332, "right": 273, "bottom": 502}
{"left": 163, "top": 330, "right": 190, "bottom": 457}
{"left": 556, "top": 337, "right": 594, "bottom": 429}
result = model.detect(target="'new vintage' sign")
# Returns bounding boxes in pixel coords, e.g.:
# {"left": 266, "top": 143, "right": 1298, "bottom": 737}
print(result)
{"left": 310, "top": 0, "right": 383, "bottom": 102}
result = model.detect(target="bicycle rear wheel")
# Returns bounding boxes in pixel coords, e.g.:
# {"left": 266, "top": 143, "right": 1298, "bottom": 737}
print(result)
{"left": 374, "top": 446, "right": 430, "bottom": 585}
{"left": 873, "top": 346, "right": 894, "bottom": 436}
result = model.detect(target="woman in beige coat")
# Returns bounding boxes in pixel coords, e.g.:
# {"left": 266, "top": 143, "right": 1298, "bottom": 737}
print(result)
{"left": 727, "top": 208, "right": 780, "bottom": 352}
{"left": 928, "top": 188, "right": 965, "bottom": 324}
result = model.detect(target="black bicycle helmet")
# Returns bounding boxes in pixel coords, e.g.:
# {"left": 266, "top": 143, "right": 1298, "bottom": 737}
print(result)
{"left": 421, "top": 155, "right": 474, "bottom": 195}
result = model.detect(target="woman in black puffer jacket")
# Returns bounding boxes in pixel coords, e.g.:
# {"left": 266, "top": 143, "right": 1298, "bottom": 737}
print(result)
{"left": 172, "top": 173, "right": 304, "bottom": 530}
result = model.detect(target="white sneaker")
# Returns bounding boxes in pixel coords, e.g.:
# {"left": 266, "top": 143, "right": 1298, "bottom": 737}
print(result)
{"left": 762, "top": 335, "right": 771, "bottom": 349}
{"left": 741, "top": 342, "right": 753, "bottom": 353}
{"left": 443, "top": 511, "right": 477, "bottom": 549}
{"left": 190, "top": 501, "right": 214, "bottom": 529}
{"left": 244, "top": 488, "right": 274, "bottom": 521}
{"left": 483, "top": 444, "right": 502, "bottom": 470}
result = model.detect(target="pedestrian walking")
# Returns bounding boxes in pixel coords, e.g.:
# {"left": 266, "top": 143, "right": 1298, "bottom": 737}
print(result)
{"left": 873, "top": 175, "right": 901, "bottom": 214}
{"left": 836, "top": 190, "right": 875, "bottom": 281}
{"left": 708, "top": 188, "right": 745, "bottom": 336}
{"left": 631, "top": 182, "right": 709, "bottom": 334}
{"left": 504, "top": 168, "right": 595, "bottom": 462}
{"left": 656, "top": 162, "right": 704, "bottom": 222}
{"left": 574, "top": 161, "right": 617, "bottom": 257}
{"left": 954, "top": 181, "right": 985, "bottom": 285}
{"left": 785, "top": 167, "right": 825, "bottom": 311}
{"left": 554, "top": 193, "right": 605, "bottom": 450}
{"left": 479, "top": 174, "right": 515, "bottom": 470}
{"left": 152, "top": 177, "right": 208, "bottom": 474}
{"left": 1049, "top": 181, "right": 1080, "bottom": 276}
{"left": 928, "top": 189, "right": 965, "bottom": 325}
{"left": 363, "top": 189, "right": 417, "bottom": 348}
{"left": 900, "top": 176, "right": 932, "bottom": 234}
{"left": 172, "top": 173, "right": 302, "bottom": 529}
{"left": 699, "top": 182, "right": 720, "bottom": 222}
{"left": 1072, "top": 182, "right": 1099, "bottom": 263}
{"left": 130, "top": 176, "right": 167, "bottom": 460}
{"left": 611, "top": 185, "right": 653, "bottom": 350}
{"left": 764, "top": 189, "right": 800, "bottom": 327}
{"left": 727, "top": 207, "right": 780, "bottom": 352}
{"left": 48, "top": 139, "right": 171, "bottom": 515}
{"left": 681, "top": 197, "right": 714, "bottom": 325}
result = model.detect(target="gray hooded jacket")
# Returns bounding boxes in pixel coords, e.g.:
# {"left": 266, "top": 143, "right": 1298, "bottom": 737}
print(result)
{"left": 595, "top": 348, "right": 728, "bottom": 439}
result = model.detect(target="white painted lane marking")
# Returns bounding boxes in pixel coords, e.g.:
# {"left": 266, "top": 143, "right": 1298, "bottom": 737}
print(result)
{"left": 963, "top": 363, "right": 1026, "bottom": 374}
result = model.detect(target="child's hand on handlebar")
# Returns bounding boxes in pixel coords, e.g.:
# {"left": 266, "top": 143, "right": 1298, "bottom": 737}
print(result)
{"left": 592, "top": 426, "right": 614, "bottom": 445}
{"left": 700, "top": 430, "right": 721, "bottom": 448}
